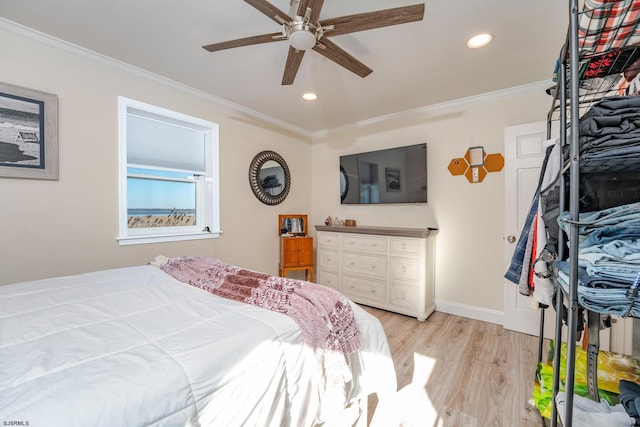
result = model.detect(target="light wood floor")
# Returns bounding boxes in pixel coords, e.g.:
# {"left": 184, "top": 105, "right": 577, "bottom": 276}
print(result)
{"left": 361, "top": 305, "right": 546, "bottom": 427}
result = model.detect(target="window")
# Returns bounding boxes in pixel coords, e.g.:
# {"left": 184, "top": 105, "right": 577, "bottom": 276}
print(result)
{"left": 117, "top": 97, "right": 219, "bottom": 245}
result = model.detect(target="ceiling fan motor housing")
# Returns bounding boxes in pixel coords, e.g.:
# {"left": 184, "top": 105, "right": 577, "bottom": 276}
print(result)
{"left": 284, "top": 18, "right": 321, "bottom": 50}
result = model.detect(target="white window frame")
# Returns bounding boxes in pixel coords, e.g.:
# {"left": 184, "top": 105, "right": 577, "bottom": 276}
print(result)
{"left": 117, "top": 96, "right": 220, "bottom": 246}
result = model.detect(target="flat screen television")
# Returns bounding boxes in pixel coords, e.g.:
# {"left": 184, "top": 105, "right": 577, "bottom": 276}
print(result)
{"left": 340, "top": 143, "right": 427, "bottom": 204}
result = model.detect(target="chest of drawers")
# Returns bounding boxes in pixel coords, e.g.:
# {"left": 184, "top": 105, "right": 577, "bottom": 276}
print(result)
{"left": 316, "top": 226, "right": 436, "bottom": 321}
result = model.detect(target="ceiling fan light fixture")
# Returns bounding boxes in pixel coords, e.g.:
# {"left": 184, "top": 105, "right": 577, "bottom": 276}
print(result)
{"left": 467, "top": 33, "right": 493, "bottom": 48}
{"left": 288, "top": 28, "right": 317, "bottom": 50}
{"left": 203, "top": 1, "right": 426, "bottom": 86}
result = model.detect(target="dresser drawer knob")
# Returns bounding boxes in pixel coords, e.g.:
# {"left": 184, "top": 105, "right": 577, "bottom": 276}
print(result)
{"left": 402, "top": 266, "right": 407, "bottom": 272}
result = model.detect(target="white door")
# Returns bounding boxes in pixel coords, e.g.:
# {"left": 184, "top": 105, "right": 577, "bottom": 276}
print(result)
{"left": 503, "top": 121, "right": 556, "bottom": 337}
{"left": 504, "top": 122, "right": 623, "bottom": 350}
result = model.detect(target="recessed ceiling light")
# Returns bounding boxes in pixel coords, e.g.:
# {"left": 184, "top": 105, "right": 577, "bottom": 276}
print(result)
{"left": 467, "top": 33, "right": 493, "bottom": 48}
{"left": 302, "top": 92, "right": 317, "bottom": 101}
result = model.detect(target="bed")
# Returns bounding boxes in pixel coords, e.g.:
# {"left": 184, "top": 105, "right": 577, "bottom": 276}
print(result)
{"left": 0, "top": 257, "right": 396, "bottom": 427}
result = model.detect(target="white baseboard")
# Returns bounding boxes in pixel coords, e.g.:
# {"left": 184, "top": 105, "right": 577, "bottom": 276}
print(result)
{"left": 435, "top": 299, "right": 503, "bottom": 326}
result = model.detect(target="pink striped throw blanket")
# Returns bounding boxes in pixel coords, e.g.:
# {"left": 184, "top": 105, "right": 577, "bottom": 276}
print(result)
{"left": 159, "top": 256, "right": 361, "bottom": 362}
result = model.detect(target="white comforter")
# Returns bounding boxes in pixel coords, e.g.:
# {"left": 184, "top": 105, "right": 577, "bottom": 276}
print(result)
{"left": 0, "top": 265, "right": 396, "bottom": 427}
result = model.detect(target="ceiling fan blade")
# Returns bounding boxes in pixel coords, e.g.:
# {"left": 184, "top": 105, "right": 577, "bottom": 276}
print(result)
{"left": 244, "top": 0, "right": 292, "bottom": 24}
{"left": 296, "top": 0, "right": 310, "bottom": 16}
{"left": 297, "top": 0, "right": 324, "bottom": 22}
{"left": 312, "top": 38, "right": 372, "bottom": 78}
{"left": 202, "top": 32, "right": 284, "bottom": 52}
{"left": 281, "top": 47, "right": 306, "bottom": 85}
{"left": 320, "top": 3, "right": 425, "bottom": 37}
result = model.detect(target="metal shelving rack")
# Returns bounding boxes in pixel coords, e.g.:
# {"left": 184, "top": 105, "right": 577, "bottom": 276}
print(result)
{"left": 546, "top": 1, "right": 640, "bottom": 425}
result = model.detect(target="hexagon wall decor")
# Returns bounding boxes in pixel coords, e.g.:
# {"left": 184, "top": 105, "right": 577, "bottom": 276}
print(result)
{"left": 447, "top": 158, "right": 467, "bottom": 176}
{"left": 448, "top": 147, "right": 504, "bottom": 183}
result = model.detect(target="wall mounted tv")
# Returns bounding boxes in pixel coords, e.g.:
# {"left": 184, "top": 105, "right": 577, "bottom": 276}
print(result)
{"left": 340, "top": 143, "right": 427, "bottom": 204}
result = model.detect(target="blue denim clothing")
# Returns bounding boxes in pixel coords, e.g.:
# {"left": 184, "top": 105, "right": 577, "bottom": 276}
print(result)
{"left": 556, "top": 200, "right": 640, "bottom": 315}
{"left": 557, "top": 262, "right": 631, "bottom": 288}
{"left": 558, "top": 201, "right": 640, "bottom": 244}
{"left": 558, "top": 200, "right": 640, "bottom": 228}
{"left": 557, "top": 202, "right": 640, "bottom": 284}
{"left": 582, "top": 226, "right": 640, "bottom": 248}
{"left": 552, "top": 97, "right": 640, "bottom": 316}
{"left": 504, "top": 193, "right": 539, "bottom": 288}
{"left": 557, "top": 271, "right": 640, "bottom": 317}
{"left": 580, "top": 240, "right": 640, "bottom": 281}
{"left": 619, "top": 380, "right": 640, "bottom": 426}
{"left": 504, "top": 144, "right": 556, "bottom": 288}
{"left": 557, "top": 253, "right": 640, "bottom": 287}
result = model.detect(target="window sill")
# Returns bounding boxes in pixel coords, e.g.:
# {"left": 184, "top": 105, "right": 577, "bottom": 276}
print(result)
{"left": 117, "top": 230, "right": 221, "bottom": 246}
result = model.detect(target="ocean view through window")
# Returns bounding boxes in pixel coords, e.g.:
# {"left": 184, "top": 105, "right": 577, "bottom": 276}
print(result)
{"left": 127, "top": 168, "right": 197, "bottom": 228}
{"left": 118, "top": 97, "right": 219, "bottom": 245}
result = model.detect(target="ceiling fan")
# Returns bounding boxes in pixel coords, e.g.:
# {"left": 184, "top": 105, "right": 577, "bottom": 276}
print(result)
{"left": 202, "top": 0, "right": 425, "bottom": 85}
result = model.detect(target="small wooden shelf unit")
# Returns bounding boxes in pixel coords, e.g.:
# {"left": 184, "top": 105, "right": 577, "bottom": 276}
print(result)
{"left": 278, "top": 214, "right": 314, "bottom": 282}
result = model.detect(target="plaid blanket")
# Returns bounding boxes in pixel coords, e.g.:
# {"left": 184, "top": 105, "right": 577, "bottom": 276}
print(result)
{"left": 578, "top": 0, "right": 640, "bottom": 55}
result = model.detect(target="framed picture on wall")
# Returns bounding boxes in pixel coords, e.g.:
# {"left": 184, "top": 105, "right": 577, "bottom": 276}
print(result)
{"left": 0, "top": 82, "right": 58, "bottom": 180}
{"left": 385, "top": 167, "right": 400, "bottom": 192}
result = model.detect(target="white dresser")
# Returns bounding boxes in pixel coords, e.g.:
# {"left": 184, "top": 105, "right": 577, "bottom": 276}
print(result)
{"left": 315, "top": 225, "right": 436, "bottom": 321}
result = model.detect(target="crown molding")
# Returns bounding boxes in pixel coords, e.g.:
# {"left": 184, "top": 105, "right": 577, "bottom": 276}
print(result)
{"left": 311, "top": 80, "right": 553, "bottom": 139}
{"left": 0, "top": 17, "right": 312, "bottom": 139}
{"left": 1, "top": 17, "right": 552, "bottom": 140}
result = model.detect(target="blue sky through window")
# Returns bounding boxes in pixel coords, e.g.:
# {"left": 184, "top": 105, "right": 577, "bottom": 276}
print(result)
{"left": 127, "top": 167, "right": 195, "bottom": 210}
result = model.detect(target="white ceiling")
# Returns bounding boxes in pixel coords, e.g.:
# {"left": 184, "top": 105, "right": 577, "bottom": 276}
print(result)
{"left": 0, "top": 0, "right": 568, "bottom": 134}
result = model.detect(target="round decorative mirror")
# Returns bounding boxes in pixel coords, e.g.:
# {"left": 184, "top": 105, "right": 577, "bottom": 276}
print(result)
{"left": 248, "top": 150, "right": 291, "bottom": 205}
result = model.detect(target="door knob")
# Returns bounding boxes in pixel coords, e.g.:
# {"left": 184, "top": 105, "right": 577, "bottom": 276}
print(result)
{"left": 507, "top": 235, "right": 516, "bottom": 243}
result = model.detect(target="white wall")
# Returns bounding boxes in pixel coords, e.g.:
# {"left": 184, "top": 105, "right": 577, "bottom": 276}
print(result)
{"left": 0, "top": 28, "right": 312, "bottom": 285}
{"left": 0, "top": 24, "right": 554, "bottom": 322}
{"left": 310, "top": 87, "right": 551, "bottom": 319}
